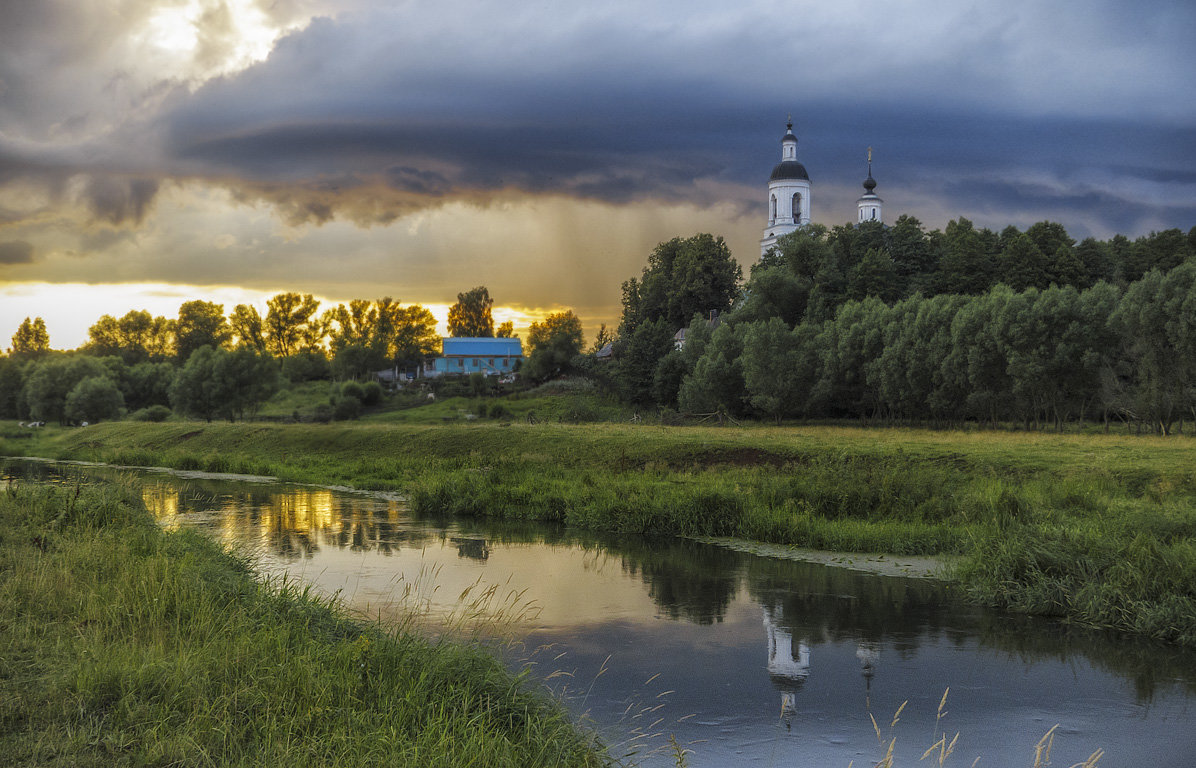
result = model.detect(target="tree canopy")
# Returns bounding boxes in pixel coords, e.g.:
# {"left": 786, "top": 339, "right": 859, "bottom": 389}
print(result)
{"left": 448, "top": 286, "right": 495, "bottom": 337}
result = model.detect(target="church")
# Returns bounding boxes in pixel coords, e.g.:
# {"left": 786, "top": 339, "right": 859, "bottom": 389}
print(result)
{"left": 759, "top": 119, "right": 882, "bottom": 257}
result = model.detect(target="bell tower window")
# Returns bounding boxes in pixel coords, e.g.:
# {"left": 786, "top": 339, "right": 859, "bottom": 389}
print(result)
{"left": 791, "top": 193, "right": 801, "bottom": 224}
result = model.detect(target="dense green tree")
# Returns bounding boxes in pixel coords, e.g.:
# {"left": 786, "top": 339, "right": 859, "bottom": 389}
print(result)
{"left": 9, "top": 317, "right": 50, "bottom": 357}
{"left": 620, "top": 234, "right": 741, "bottom": 335}
{"left": 122, "top": 361, "right": 175, "bottom": 411}
{"left": 934, "top": 219, "right": 995, "bottom": 295}
{"left": 86, "top": 310, "right": 175, "bottom": 364}
{"left": 390, "top": 304, "right": 440, "bottom": 371}
{"left": 678, "top": 324, "right": 746, "bottom": 417}
{"left": 733, "top": 266, "right": 811, "bottom": 327}
{"left": 496, "top": 321, "right": 516, "bottom": 338}
{"left": 64, "top": 376, "right": 124, "bottom": 423}
{"left": 997, "top": 233, "right": 1050, "bottom": 291}
{"left": 616, "top": 318, "right": 675, "bottom": 405}
{"left": 848, "top": 248, "right": 900, "bottom": 302}
{"left": 0, "top": 357, "right": 26, "bottom": 418}
{"left": 229, "top": 304, "right": 266, "bottom": 351}
{"left": 1075, "top": 237, "right": 1117, "bottom": 286}
{"left": 589, "top": 324, "right": 614, "bottom": 353}
{"left": 176, "top": 301, "right": 231, "bottom": 362}
{"left": 523, "top": 310, "right": 584, "bottom": 381}
{"left": 447, "top": 286, "right": 495, "bottom": 337}
{"left": 170, "top": 346, "right": 279, "bottom": 422}
{"left": 769, "top": 224, "right": 833, "bottom": 278}
{"left": 1052, "top": 244, "right": 1087, "bottom": 288}
{"left": 22, "top": 356, "right": 112, "bottom": 424}
{"left": 741, "top": 318, "right": 819, "bottom": 422}
{"left": 265, "top": 293, "right": 324, "bottom": 357}
{"left": 888, "top": 215, "right": 935, "bottom": 284}
{"left": 1025, "top": 221, "right": 1075, "bottom": 261}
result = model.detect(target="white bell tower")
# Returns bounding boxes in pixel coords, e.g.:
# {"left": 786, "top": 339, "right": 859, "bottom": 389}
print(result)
{"left": 760, "top": 117, "right": 812, "bottom": 258}
{"left": 857, "top": 147, "right": 883, "bottom": 224}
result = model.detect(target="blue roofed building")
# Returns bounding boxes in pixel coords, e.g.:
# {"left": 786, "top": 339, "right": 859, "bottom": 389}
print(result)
{"left": 424, "top": 337, "right": 523, "bottom": 378}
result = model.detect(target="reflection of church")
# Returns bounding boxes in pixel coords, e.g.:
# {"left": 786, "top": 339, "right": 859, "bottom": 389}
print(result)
{"left": 760, "top": 118, "right": 884, "bottom": 257}
{"left": 763, "top": 602, "right": 884, "bottom": 724}
{"left": 763, "top": 604, "right": 810, "bottom": 724}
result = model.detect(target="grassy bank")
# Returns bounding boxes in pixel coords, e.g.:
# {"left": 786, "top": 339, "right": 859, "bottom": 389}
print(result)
{"left": 0, "top": 480, "right": 606, "bottom": 766}
{"left": 4, "top": 420, "right": 1196, "bottom": 645}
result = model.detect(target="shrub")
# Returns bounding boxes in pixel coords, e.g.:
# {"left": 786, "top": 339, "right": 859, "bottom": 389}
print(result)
{"left": 341, "top": 381, "right": 365, "bottom": 402}
{"left": 334, "top": 396, "right": 362, "bottom": 421}
{"left": 312, "top": 404, "right": 333, "bottom": 423}
{"left": 360, "top": 380, "right": 383, "bottom": 406}
{"left": 131, "top": 404, "right": 172, "bottom": 422}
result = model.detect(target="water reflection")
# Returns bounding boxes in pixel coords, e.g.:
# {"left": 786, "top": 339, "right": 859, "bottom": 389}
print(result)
{"left": 6, "top": 458, "right": 1196, "bottom": 767}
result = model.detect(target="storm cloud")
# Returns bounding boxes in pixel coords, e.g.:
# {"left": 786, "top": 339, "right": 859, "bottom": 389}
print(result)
{"left": 0, "top": 0, "right": 1194, "bottom": 343}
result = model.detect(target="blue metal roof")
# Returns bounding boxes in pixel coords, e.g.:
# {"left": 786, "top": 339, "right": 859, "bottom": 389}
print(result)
{"left": 441, "top": 337, "right": 523, "bottom": 357}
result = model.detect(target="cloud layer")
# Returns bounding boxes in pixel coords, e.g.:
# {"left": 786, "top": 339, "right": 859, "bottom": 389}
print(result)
{"left": 1, "top": 0, "right": 1194, "bottom": 342}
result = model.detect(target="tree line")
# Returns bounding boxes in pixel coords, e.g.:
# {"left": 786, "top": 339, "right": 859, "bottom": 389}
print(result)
{"left": 600, "top": 221, "right": 1196, "bottom": 432}
{"left": 1, "top": 286, "right": 588, "bottom": 424}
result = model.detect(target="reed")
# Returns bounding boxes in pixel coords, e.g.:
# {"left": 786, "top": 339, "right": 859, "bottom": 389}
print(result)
{"left": 0, "top": 480, "right": 606, "bottom": 766}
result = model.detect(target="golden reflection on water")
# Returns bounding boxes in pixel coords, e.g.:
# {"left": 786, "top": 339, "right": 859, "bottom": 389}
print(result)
{"left": 142, "top": 486, "right": 180, "bottom": 529}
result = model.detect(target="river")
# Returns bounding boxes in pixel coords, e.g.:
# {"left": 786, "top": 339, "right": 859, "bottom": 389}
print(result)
{"left": 6, "top": 457, "right": 1195, "bottom": 767}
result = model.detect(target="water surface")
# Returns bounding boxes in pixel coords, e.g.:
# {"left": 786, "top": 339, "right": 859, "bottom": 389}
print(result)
{"left": 7, "top": 458, "right": 1195, "bottom": 767}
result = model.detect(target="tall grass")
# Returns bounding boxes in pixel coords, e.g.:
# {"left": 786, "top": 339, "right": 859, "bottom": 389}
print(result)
{"left": 4, "top": 420, "right": 1196, "bottom": 644}
{"left": 0, "top": 480, "right": 606, "bottom": 766}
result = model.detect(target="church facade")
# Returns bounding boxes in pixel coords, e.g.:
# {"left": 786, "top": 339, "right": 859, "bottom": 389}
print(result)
{"left": 760, "top": 120, "right": 883, "bottom": 257}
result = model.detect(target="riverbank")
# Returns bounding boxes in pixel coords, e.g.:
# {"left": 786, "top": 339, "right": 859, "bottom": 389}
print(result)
{"left": 3, "top": 420, "right": 1195, "bottom": 645}
{"left": 0, "top": 480, "right": 606, "bottom": 766}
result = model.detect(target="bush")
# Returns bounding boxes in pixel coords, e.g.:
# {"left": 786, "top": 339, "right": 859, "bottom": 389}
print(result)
{"left": 334, "top": 396, "right": 362, "bottom": 421}
{"left": 487, "top": 403, "right": 513, "bottom": 420}
{"left": 131, "top": 405, "right": 172, "bottom": 422}
{"left": 312, "top": 404, "right": 333, "bottom": 423}
{"left": 360, "top": 380, "right": 383, "bottom": 406}
{"left": 341, "top": 381, "right": 365, "bottom": 402}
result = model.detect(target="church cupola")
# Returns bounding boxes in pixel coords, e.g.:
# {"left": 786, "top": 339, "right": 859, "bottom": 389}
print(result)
{"left": 856, "top": 147, "right": 883, "bottom": 224}
{"left": 760, "top": 116, "right": 813, "bottom": 258}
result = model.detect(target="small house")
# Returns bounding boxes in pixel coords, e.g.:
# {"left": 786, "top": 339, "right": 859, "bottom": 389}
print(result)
{"left": 424, "top": 337, "right": 523, "bottom": 377}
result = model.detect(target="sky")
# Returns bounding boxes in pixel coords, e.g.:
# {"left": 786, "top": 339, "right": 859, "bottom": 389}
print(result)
{"left": 1, "top": 0, "right": 1194, "bottom": 349}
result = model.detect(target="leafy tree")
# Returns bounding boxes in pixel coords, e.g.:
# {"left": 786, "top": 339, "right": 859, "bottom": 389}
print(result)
{"left": 176, "top": 301, "right": 231, "bottom": 362}
{"left": 9, "top": 317, "right": 50, "bottom": 357}
{"left": 769, "top": 224, "right": 833, "bottom": 279}
{"left": 229, "top": 304, "right": 266, "bottom": 351}
{"left": 619, "top": 234, "right": 741, "bottom": 335}
{"left": 589, "top": 324, "right": 614, "bottom": 353}
{"left": 934, "top": 219, "right": 995, "bottom": 295}
{"left": 617, "top": 317, "right": 675, "bottom": 405}
{"left": 996, "top": 232, "right": 1050, "bottom": 292}
{"left": 280, "top": 349, "right": 330, "bottom": 383}
{"left": 1025, "top": 221, "right": 1075, "bottom": 261}
{"left": 22, "top": 356, "right": 112, "bottom": 424}
{"left": 448, "top": 286, "right": 495, "bottom": 337}
{"left": 0, "top": 357, "right": 26, "bottom": 418}
{"left": 86, "top": 310, "right": 174, "bottom": 364}
{"left": 678, "top": 323, "right": 746, "bottom": 417}
{"left": 1075, "top": 237, "right": 1117, "bottom": 286}
{"left": 741, "top": 318, "right": 812, "bottom": 422}
{"left": 64, "top": 376, "right": 124, "bottom": 423}
{"left": 122, "top": 361, "right": 175, "bottom": 411}
{"left": 496, "top": 321, "right": 516, "bottom": 338}
{"left": 171, "top": 346, "right": 279, "bottom": 422}
{"left": 888, "top": 215, "right": 936, "bottom": 284}
{"left": 391, "top": 304, "right": 440, "bottom": 372}
{"left": 523, "top": 310, "right": 583, "bottom": 381}
{"left": 734, "top": 266, "right": 811, "bottom": 327}
{"left": 848, "top": 248, "right": 900, "bottom": 302}
{"left": 332, "top": 344, "right": 379, "bottom": 381}
{"left": 265, "top": 293, "right": 324, "bottom": 357}
{"left": 1052, "top": 244, "right": 1087, "bottom": 288}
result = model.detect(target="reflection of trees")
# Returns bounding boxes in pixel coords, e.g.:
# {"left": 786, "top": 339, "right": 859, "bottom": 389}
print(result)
{"left": 607, "top": 534, "right": 742, "bottom": 624}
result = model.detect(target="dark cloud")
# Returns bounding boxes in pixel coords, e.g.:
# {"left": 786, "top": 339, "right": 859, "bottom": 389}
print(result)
{"left": 83, "top": 176, "right": 162, "bottom": 227}
{"left": 0, "top": 240, "right": 34, "bottom": 264}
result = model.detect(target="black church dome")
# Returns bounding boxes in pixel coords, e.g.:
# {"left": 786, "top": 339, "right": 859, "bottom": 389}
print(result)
{"left": 770, "top": 161, "right": 810, "bottom": 182}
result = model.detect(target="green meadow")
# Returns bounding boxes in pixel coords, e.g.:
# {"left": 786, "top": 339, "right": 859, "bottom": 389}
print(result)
{"left": 4, "top": 419, "right": 1195, "bottom": 645}
{"left": 0, "top": 480, "right": 606, "bottom": 766}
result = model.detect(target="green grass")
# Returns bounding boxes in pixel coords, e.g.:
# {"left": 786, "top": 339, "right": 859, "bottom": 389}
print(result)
{"left": 0, "top": 480, "right": 606, "bottom": 767}
{"left": 4, "top": 420, "right": 1196, "bottom": 645}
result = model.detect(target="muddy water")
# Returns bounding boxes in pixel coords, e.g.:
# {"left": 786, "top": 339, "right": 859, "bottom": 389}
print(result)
{"left": 7, "top": 458, "right": 1196, "bottom": 767}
